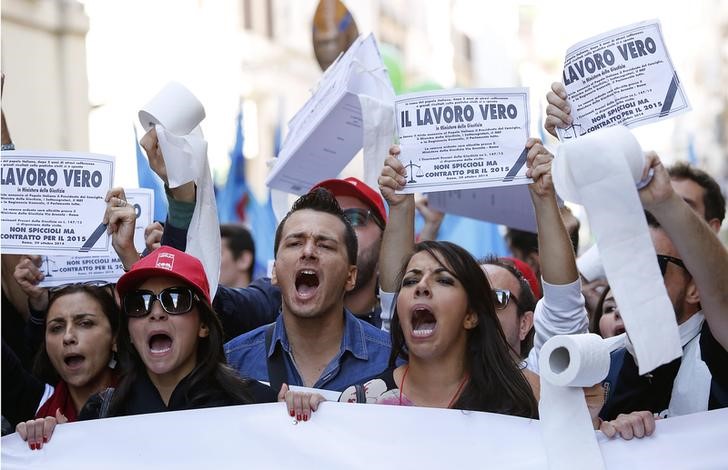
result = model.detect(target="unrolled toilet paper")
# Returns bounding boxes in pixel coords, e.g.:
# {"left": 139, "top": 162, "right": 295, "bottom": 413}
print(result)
{"left": 538, "top": 334, "right": 620, "bottom": 470}
{"left": 138, "top": 83, "right": 220, "bottom": 297}
{"left": 552, "top": 125, "right": 681, "bottom": 375}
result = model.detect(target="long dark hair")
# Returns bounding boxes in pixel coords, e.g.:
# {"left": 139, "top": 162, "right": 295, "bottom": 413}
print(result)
{"left": 108, "top": 285, "right": 253, "bottom": 415}
{"left": 34, "top": 284, "right": 120, "bottom": 384}
{"left": 389, "top": 241, "right": 538, "bottom": 418}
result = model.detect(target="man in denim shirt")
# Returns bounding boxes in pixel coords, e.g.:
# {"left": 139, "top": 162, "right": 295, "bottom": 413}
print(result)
{"left": 224, "top": 188, "right": 391, "bottom": 391}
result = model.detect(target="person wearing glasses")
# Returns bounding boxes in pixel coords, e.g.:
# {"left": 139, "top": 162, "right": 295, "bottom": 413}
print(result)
{"left": 78, "top": 245, "right": 277, "bottom": 421}
{"left": 8, "top": 278, "right": 120, "bottom": 450}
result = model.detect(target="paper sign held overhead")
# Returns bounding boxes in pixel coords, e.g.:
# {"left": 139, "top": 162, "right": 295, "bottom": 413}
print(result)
{"left": 557, "top": 19, "right": 690, "bottom": 141}
{"left": 1, "top": 150, "right": 115, "bottom": 255}
{"left": 38, "top": 189, "right": 154, "bottom": 287}
{"left": 266, "top": 33, "right": 395, "bottom": 195}
{"left": 395, "top": 88, "right": 531, "bottom": 194}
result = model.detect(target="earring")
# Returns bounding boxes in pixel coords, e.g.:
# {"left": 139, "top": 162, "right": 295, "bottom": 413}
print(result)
{"left": 108, "top": 352, "right": 118, "bottom": 370}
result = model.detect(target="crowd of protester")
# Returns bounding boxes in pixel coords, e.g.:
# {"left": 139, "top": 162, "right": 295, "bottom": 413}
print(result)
{"left": 2, "top": 74, "right": 726, "bottom": 455}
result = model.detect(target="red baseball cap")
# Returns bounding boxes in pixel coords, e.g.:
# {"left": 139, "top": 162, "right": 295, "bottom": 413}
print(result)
{"left": 313, "top": 177, "right": 387, "bottom": 227}
{"left": 116, "top": 246, "right": 211, "bottom": 304}
{"left": 502, "top": 256, "right": 541, "bottom": 299}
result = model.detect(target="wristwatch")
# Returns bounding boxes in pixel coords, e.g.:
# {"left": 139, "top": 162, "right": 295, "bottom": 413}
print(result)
{"left": 1, "top": 143, "right": 15, "bottom": 151}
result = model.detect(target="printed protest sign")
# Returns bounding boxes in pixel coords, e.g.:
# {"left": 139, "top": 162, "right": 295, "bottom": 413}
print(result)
{"left": 266, "top": 33, "right": 394, "bottom": 194}
{"left": 557, "top": 19, "right": 690, "bottom": 140}
{"left": 395, "top": 88, "right": 531, "bottom": 193}
{"left": 1, "top": 150, "right": 114, "bottom": 255}
{"left": 37, "top": 189, "right": 154, "bottom": 287}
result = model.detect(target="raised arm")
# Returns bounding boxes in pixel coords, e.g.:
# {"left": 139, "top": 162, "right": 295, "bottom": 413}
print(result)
{"left": 639, "top": 152, "right": 728, "bottom": 349}
{"left": 377, "top": 145, "right": 416, "bottom": 292}
{"left": 526, "top": 138, "right": 578, "bottom": 284}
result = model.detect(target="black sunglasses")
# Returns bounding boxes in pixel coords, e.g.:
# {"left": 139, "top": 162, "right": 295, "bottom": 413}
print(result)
{"left": 493, "top": 289, "right": 523, "bottom": 311}
{"left": 123, "top": 287, "right": 199, "bottom": 318}
{"left": 343, "top": 208, "right": 384, "bottom": 230}
{"left": 656, "top": 254, "right": 688, "bottom": 276}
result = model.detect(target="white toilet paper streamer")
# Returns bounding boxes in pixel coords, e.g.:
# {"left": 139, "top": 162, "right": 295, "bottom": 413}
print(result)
{"left": 139, "top": 81, "right": 206, "bottom": 136}
{"left": 138, "top": 82, "right": 220, "bottom": 298}
{"left": 552, "top": 125, "right": 681, "bottom": 375}
{"left": 538, "top": 334, "right": 620, "bottom": 470}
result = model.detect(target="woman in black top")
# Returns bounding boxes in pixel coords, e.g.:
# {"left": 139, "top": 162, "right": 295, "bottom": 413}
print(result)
{"left": 79, "top": 245, "right": 276, "bottom": 420}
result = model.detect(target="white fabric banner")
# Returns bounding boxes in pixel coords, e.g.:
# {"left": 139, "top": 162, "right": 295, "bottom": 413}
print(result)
{"left": 2, "top": 403, "right": 726, "bottom": 469}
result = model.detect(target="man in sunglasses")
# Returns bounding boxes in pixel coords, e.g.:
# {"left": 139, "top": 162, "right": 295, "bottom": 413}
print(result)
{"left": 598, "top": 152, "right": 728, "bottom": 420}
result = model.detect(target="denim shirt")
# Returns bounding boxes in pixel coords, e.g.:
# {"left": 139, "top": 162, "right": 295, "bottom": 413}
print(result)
{"left": 224, "top": 309, "right": 392, "bottom": 392}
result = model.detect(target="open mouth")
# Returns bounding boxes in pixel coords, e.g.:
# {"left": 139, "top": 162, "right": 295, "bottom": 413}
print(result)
{"left": 411, "top": 306, "right": 436, "bottom": 338}
{"left": 149, "top": 333, "right": 173, "bottom": 354}
{"left": 63, "top": 354, "right": 85, "bottom": 368}
{"left": 295, "top": 269, "right": 320, "bottom": 299}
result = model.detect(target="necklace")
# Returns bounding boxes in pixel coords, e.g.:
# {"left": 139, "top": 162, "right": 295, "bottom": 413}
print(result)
{"left": 398, "top": 364, "right": 470, "bottom": 408}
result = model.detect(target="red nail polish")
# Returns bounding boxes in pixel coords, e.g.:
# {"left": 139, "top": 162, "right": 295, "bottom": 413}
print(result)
{"left": 297, "top": 414, "right": 301, "bottom": 421}
{"left": 43, "top": 437, "right": 48, "bottom": 443}
{"left": 303, "top": 415, "right": 308, "bottom": 422}
{"left": 30, "top": 443, "right": 36, "bottom": 450}
{"left": 290, "top": 409, "right": 295, "bottom": 417}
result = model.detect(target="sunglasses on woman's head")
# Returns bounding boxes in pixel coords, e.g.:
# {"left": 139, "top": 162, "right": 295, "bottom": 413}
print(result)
{"left": 493, "top": 289, "right": 523, "bottom": 311}
{"left": 48, "top": 280, "right": 115, "bottom": 300}
{"left": 123, "top": 287, "right": 199, "bottom": 318}
{"left": 343, "top": 208, "right": 384, "bottom": 230}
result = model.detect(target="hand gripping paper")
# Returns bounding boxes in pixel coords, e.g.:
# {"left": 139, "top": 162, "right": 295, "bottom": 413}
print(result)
{"left": 552, "top": 126, "right": 681, "bottom": 374}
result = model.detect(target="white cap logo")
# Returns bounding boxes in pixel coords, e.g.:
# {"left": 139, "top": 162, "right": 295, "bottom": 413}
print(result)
{"left": 155, "top": 252, "right": 175, "bottom": 271}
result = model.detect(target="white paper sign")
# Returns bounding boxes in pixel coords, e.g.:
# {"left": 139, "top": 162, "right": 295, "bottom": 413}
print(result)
{"left": 557, "top": 19, "right": 690, "bottom": 141}
{"left": 0, "top": 150, "right": 115, "bottom": 255}
{"left": 266, "top": 33, "right": 395, "bottom": 194}
{"left": 37, "top": 189, "right": 154, "bottom": 287}
{"left": 427, "top": 185, "right": 537, "bottom": 232}
{"left": 2, "top": 403, "right": 727, "bottom": 469}
{"left": 395, "top": 89, "right": 531, "bottom": 193}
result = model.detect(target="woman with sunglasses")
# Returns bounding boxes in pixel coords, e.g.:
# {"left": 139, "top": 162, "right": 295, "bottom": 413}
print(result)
{"left": 10, "top": 260, "right": 120, "bottom": 450}
{"left": 75, "top": 245, "right": 277, "bottom": 420}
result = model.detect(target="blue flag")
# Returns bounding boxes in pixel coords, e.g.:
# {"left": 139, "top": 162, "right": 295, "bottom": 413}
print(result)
{"left": 217, "top": 107, "right": 249, "bottom": 223}
{"left": 134, "top": 127, "right": 168, "bottom": 222}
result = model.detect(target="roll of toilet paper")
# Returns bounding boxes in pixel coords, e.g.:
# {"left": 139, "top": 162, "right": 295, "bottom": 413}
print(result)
{"left": 538, "top": 334, "right": 619, "bottom": 470}
{"left": 139, "top": 81, "right": 206, "bottom": 136}
{"left": 552, "top": 125, "right": 681, "bottom": 375}
{"left": 539, "top": 334, "right": 611, "bottom": 387}
{"left": 137, "top": 83, "right": 220, "bottom": 300}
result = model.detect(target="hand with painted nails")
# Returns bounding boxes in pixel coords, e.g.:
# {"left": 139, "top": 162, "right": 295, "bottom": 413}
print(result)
{"left": 544, "top": 82, "right": 572, "bottom": 138}
{"left": 377, "top": 145, "right": 412, "bottom": 208}
{"left": 16, "top": 409, "right": 68, "bottom": 450}
{"left": 13, "top": 255, "right": 49, "bottom": 312}
{"left": 103, "top": 187, "right": 139, "bottom": 270}
{"left": 637, "top": 151, "right": 677, "bottom": 211}
{"left": 600, "top": 410, "right": 656, "bottom": 440}
{"left": 278, "top": 384, "right": 326, "bottom": 422}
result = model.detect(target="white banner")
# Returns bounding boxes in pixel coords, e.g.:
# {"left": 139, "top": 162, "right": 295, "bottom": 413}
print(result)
{"left": 0, "top": 150, "right": 115, "bottom": 255}
{"left": 395, "top": 88, "right": 531, "bottom": 193}
{"left": 2, "top": 403, "right": 726, "bottom": 469}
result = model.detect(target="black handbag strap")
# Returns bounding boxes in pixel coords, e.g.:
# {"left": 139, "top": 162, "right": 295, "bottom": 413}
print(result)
{"left": 265, "top": 324, "right": 288, "bottom": 393}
